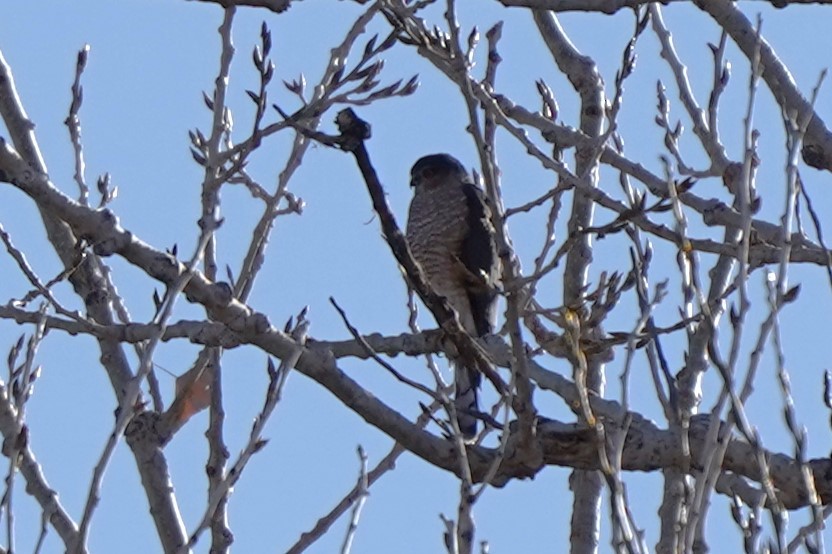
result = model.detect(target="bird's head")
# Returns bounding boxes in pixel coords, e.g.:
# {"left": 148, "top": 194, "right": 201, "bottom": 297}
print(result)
{"left": 409, "top": 153, "right": 468, "bottom": 189}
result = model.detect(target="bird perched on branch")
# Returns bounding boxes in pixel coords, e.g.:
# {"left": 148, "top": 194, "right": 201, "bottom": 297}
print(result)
{"left": 406, "top": 153, "right": 500, "bottom": 439}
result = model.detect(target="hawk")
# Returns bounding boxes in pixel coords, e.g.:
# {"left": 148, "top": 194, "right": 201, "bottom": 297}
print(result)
{"left": 406, "top": 153, "right": 499, "bottom": 439}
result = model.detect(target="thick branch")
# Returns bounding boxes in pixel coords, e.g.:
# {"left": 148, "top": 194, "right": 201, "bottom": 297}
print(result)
{"left": 500, "top": 0, "right": 827, "bottom": 12}
{"left": 187, "top": 0, "right": 293, "bottom": 12}
{"left": 0, "top": 50, "right": 187, "bottom": 553}
{"left": 695, "top": 0, "right": 832, "bottom": 172}
{"left": 0, "top": 124, "right": 828, "bottom": 509}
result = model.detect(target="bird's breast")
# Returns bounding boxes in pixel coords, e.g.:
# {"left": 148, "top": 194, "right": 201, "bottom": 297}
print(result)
{"left": 406, "top": 187, "right": 470, "bottom": 273}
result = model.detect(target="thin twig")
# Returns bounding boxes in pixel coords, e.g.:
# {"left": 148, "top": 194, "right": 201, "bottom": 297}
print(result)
{"left": 339, "top": 446, "right": 369, "bottom": 554}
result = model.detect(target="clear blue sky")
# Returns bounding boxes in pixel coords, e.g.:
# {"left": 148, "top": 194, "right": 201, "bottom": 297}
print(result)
{"left": 2, "top": 0, "right": 832, "bottom": 552}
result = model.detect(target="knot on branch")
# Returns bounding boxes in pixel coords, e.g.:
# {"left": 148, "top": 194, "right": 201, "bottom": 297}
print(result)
{"left": 89, "top": 209, "right": 131, "bottom": 256}
{"left": 125, "top": 411, "right": 169, "bottom": 450}
{"left": 334, "top": 108, "right": 372, "bottom": 151}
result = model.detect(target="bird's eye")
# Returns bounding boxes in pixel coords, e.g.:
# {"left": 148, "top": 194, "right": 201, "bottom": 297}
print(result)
{"left": 422, "top": 168, "right": 436, "bottom": 179}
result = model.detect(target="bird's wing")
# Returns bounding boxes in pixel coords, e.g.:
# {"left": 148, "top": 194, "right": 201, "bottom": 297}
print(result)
{"left": 459, "top": 182, "right": 499, "bottom": 337}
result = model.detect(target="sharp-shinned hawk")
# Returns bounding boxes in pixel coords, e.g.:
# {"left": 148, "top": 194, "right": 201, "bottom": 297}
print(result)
{"left": 406, "top": 153, "right": 499, "bottom": 439}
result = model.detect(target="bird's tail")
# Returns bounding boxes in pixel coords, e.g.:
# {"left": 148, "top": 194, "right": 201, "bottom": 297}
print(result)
{"left": 453, "top": 364, "right": 481, "bottom": 440}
